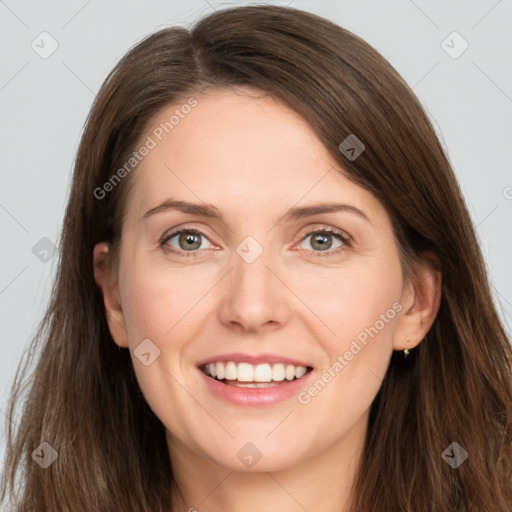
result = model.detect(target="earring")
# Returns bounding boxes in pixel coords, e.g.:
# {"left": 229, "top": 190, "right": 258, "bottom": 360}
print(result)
{"left": 404, "top": 337, "right": 411, "bottom": 358}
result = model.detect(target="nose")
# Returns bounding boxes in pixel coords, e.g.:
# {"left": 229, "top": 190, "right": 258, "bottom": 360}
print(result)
{"left": 218, "top": 241, "right": 292, "bottom": 332}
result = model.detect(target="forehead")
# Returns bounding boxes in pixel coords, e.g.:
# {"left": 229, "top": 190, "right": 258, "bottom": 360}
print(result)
{"left": 126, "top": 87, "right": 385, "bottom": 225}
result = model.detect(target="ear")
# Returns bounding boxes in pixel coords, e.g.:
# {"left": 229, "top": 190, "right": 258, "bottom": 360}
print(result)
{"left": 93, "top": 242, "right": 129, "bottom": 348}
{"left": 393, "top": 257, "right": 442, "bottom": 351}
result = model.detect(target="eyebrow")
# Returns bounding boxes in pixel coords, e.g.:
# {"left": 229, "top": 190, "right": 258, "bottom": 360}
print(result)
{"left": 143, "top": 199, "right": 371, "bottom": 224}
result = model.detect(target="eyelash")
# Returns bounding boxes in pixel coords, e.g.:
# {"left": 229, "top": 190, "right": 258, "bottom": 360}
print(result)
{"left": 159, "top": 226, "right": 351, "bottom": 258}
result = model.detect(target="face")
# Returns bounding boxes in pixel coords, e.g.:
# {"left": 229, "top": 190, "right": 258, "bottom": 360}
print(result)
{"left": 95, "top": 87, "right": 424, "bottom": 473}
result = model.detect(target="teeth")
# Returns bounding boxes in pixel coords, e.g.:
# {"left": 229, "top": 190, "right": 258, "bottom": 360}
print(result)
{"left": 254, "top": 363, "right": 272, "bottom": 382}
{"left": 202, "top": 361, "right": 310, "bottom": 383}
{"left": 225, "top": 361, "right": 237, "bottom": 380}
{"left": 225, "top": 381, "right": 280, "bottom": 388}
{"left": 272, "top": 363, "right": 285, "bottom": 381}
{"left": 237, "top": 362, "right": 254, "bottom": 382}
{"left": 295, "top": 366, "right": 307, "bottom": 379}
{"left": 216, "top": 362, "right": 225, "bottom": 380}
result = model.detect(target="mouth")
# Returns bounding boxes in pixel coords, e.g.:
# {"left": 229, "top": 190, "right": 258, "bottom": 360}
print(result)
{"left": 199, "top": 361, "right": 314, "bottom": 388}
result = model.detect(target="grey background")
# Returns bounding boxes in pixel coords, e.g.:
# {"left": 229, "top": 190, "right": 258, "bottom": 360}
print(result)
{"left": 1, "top": 0, "right": 511, "bottom": 473}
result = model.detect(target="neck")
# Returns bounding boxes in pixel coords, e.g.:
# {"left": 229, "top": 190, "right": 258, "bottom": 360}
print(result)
{"left": 167, "top": 413, "right": 368, "bottom": 512}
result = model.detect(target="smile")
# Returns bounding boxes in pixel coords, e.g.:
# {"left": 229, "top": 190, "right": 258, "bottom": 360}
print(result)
{"left": 200, "top": 361, "right": 313, "bottom": 388}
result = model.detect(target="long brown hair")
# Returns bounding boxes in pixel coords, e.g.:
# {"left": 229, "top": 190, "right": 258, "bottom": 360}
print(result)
{"left": 2, "top": 5, "right": 511, "bottom": 511}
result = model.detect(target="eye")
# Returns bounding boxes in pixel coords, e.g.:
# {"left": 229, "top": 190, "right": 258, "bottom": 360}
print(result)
{"left": 160, "top": 226, "right": 351, "bottom": 258}
{"left": 160, "top": 228, "right": 214, "bottom": 256}
{"left": 296, "top": 227, "right": 350, "bottom": 255}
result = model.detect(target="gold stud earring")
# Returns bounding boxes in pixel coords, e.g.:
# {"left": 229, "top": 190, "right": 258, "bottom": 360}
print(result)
{"left": 404, "top": 337, "right": 411, "bottom": 357}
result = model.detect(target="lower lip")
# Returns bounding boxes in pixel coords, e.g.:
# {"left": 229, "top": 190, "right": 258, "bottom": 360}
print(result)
{"left": 198, "top": 367, "right": 314, "bottom": 407}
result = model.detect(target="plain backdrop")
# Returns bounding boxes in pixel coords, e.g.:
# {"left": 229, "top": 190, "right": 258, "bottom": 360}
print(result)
{"left": 1, "top": 0, "right": 511, "bottom": 474}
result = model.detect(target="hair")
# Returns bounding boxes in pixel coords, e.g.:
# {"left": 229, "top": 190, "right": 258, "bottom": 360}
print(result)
{"left": 2, "top": 4, "right": 511, "bottom": 511}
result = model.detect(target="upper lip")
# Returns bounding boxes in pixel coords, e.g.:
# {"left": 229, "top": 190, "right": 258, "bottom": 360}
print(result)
{"left": 197, "top": 352, "right": 313, "bottom": 368}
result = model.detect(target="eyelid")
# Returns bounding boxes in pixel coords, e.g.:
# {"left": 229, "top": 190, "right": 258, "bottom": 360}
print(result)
{"left": 160, "top": 223, "right": 216, "bottom": 245}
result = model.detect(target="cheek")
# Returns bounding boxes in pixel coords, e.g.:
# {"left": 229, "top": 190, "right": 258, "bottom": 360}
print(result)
{"left": 293, "top": 261, "right": 403, "bottom": 344}
{"left": 293, "top": 261, "right": 403, "bottom": 415}
{"left": 294, "top": 259, "right": 402, "bottom": 408}
{"left": 120, "top": 262, "right": 205, "bottom": 342}
{"left": 118, "top": 266, "right": 206, "bottom": 435}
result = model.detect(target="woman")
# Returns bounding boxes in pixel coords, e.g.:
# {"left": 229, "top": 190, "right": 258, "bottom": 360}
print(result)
{"left": 2, "top": 5, "right": 511, "bottom": 511}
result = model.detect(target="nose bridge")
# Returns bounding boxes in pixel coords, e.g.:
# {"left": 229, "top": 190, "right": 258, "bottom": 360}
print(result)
{"left": 234, "top": 238, "right": 272, "bottom": 291}
{"left": 219, "top": 234, "right": 290, "bottom": 329}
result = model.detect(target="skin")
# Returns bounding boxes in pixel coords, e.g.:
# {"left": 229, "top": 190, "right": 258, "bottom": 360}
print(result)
{"left": 94, "top": 87, "right": 441, "bottom": 512}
